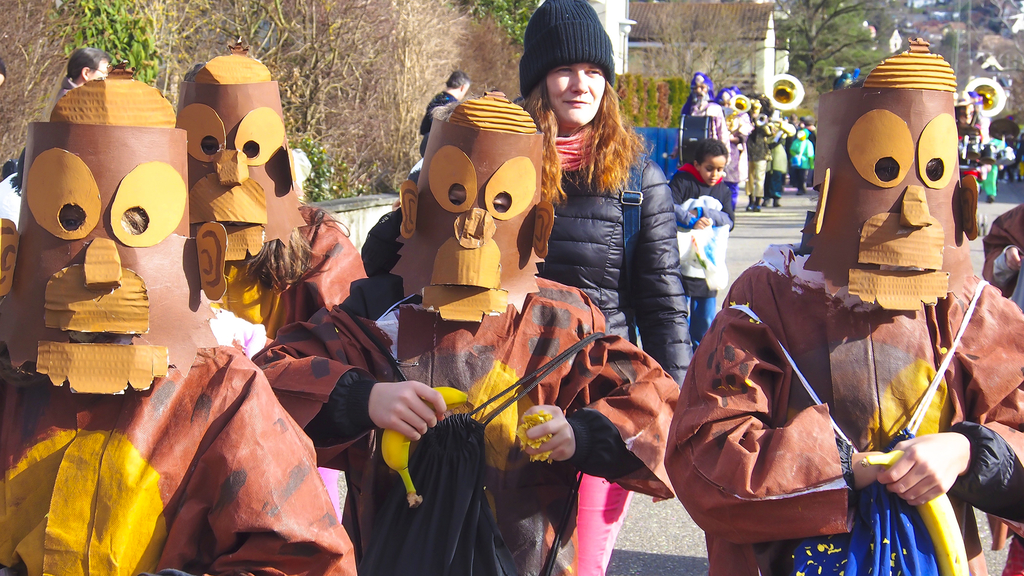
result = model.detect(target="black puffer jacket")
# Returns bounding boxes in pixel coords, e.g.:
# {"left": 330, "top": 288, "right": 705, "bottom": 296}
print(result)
{"left": 539, "top": 161, "right": 691, "bottom": 383}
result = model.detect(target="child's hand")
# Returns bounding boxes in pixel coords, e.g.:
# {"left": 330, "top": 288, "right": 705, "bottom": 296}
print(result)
{"left": 693, "top": 217, "right": 713, "bottom": 230}
{"left": 878, "top": 433, "right": 971, "bottom": 505}
{"left": 368, "top": 381, "right": 447, "bottom": 440}
{"left": 851, "top": 451, "right": 888, "bottom": 489}
{"left": 520, "top": 405, "right": 576, "bottom": 461}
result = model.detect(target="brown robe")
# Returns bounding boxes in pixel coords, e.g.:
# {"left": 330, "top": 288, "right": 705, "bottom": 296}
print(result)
{"left": 270, "top": 206, "right": 367, "bottom": 338}
{"left": 0, "top": 346, "right": 356, "bottom": 576}
{"left": 668, "top": 246, "right": 1024, "bottom": 576}
{"left": 257, "top": 278, "right": 678, "bottom": 576}
{"left": 983, "top": 203, "right": 1024, "bottom": 297}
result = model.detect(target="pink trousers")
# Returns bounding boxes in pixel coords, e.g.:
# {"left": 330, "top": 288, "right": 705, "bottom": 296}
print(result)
{"left": 575, "top": 474, "right": 633, "bottom": 575}
{"left": 318, "top": 467, "right": 343, "bottom": 521}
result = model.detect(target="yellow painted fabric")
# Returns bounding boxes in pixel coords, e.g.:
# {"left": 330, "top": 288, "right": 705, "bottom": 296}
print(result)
{"left": 466, "top": 360, "right": 535, "bottom": 471}
{"left": 215, "top": 262, "right": 286, "bottom": 335}
{"left": 868, "top": 358, "right": 954, "bottom": 449}
{"left": 0, "top": 429, "right": 166, "bottom": 576}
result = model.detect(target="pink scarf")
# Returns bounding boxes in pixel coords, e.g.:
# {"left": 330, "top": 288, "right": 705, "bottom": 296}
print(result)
{"left": 555, "top": 129, "right": 592, "bottom": 172}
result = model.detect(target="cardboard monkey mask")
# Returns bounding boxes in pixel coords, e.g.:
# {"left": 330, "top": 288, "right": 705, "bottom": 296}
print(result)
{"left": 0, "top": 68, "right": 217, "bottom": 394}
{"left": 806, "top": 40, "right": 978, "bottom": 311}
{"left": 176, "top": 43, "right": 305, "bottom": 301}
{"left": 392, "top": 93, "right": 554, "bottom": 322}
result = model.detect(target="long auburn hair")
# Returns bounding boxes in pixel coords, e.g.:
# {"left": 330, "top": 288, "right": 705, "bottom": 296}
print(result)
{"left": 245, "top": 212, "right": 321, "bottom": 291}
{"left": 524, "top": 79, "right": 645, "bottom": 204}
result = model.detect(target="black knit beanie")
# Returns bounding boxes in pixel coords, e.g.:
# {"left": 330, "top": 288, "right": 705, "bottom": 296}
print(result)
{"left": 519, "top": 0, "right": 615, "bottom": 98}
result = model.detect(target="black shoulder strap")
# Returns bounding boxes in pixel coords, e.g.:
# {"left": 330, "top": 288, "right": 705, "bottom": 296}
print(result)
{"left": 469, "top": 331, "right": 605, "bottom": 426}
{"left": 620, "top": 154, "right": 647, "bottom": 343}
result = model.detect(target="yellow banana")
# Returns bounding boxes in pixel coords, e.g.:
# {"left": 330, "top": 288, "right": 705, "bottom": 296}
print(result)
{"left": 380, "top": 386, "right": 468, "bottom": 508}
{"left": 861, "top": 450, "right": 969, "bottom": 576}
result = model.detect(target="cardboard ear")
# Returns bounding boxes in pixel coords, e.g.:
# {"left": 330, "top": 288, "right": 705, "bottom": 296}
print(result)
{"left": 196, "top": 222, "right": 228, "bottom": 300}
{"left": 533, "top": 201, "right": 554, "bottom": 258}
{"left": 814, "top": 168, "right": 830, "bottom": 234}
{"left": 958, "top": 175, "right": 979, "bottom": 241}
{"left": 400, "top": 180, "right": 418, "bottom": 239}
{"left": 0, "top": 219, "right": 19, "bottom": 297}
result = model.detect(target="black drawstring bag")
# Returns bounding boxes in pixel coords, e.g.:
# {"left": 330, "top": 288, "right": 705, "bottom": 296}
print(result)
{"left": 354, "top": 322, "right": 603, "bottom": 576}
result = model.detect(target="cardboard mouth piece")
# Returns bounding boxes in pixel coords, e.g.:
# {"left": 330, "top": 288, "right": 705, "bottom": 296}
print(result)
{"left": 857, "top": 212, "right": 945, "bottom": 271}
{"left": 44, "top": 266, "right": 150, "bottom": 333}
{"left": 36, "top": 341, "right": 169, "bottom": 394}
{"left": 430, "top": 238, "right": 502, "bottom": 289}
{"left": 189, "top": 174, "right": 267, "bottom": 225}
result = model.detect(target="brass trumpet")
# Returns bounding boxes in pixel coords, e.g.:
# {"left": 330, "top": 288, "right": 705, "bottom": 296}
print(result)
{"left": 731, "top": 94, "right": 751, "bottom": 114}
{"left": 726, "top": 95, "right": 752, "bottom": 133}
{"left": 767, "top": 74, "right": 805, "bottom": 111}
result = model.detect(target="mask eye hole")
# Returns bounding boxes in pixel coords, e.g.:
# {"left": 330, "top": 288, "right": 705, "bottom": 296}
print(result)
{"left": 59, "top": 204, "right": 87, "bottom": 232}
{"left": 493, "top": 192, "right": 512, "bottom": 213}
{"left": 448, "top": 184, "right": 467, "bottom": 206}
{"left": 234, "top": 107, "right": 285, "bottom": 166}
{"left": 847, "top": 109, "right": 913, "bottom": 188}
{"left": 917, "top": 113, "right": 958, "bottom": 189}
{"left": 428, "top": 145, "right": 478, "bottom": 213}
{"left": 121, "top": 207, "right": 150, "bottom": 235}
{"left": 200, "top": 136, "right": 221, "bottom": 156}
{"left": 110, "top": 162, "right": 187, "bottom": 248}
{"left": 242, "top": 141, "right": 260, "bottom": 160}
{"left": 874, "top": 157, "right": 901, "bottom": 182}
{"left": 483, "top": 156, "right": 537, "bottom": 220}
{"left": 177, "top": 103, "right": 226, "bottom": 163}
{"left": 27, "top": 149, "right": 100, "bottom": 240}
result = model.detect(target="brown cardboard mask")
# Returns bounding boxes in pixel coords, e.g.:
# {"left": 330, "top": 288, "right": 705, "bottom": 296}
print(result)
{"left": 0, "top": 74, "right": 217, "bottom": 393}
{"left": 176, "top": 45, "right": 304, "bottom": 261}
{"left": 392, "top": 94, "right": 550, "bottom": 322}
{"left": 806, "top": 40, "right": 972, "bottom": 310}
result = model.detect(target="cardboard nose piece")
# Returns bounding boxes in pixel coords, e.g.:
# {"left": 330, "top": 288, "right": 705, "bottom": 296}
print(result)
{"left": 454, "top": 208, "right": 496, "bottom": 249}
{"left": 900, "top": 185, "right": 932, "bottom": 228}
{"left": 84, "top": 237, "right": 122, "bottom": 289}
{"left": 216, "top": 149, "right": 250, "bottom": 186}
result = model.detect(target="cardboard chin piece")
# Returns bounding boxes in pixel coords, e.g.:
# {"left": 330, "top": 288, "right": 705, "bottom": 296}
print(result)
{"left": 36, "top": 341, "right": 168, "bottom": 394}
{"left": 0, "top": 122, "right": 216, "bottom": 388}
{"left": 848, "top": 269, "right": 950, "bottom": 311}
{"left": 422, "top": 285, "right": 509, "bottom": 322}
{"left": 178, "top": 81, "right": 305, "bottom": 245}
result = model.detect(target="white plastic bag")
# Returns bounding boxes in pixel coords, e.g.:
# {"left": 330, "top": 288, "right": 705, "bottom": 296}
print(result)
{"left": 677, "top": 225, "right": 729, "bottom": 291}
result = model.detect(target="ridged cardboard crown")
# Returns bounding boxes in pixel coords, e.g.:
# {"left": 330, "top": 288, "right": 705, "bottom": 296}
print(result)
{"left": 50, "top": 74, "right": 176, "bottom": 128}
{"left": 448, "top": 93, "right": 538, "bottom": 134}
{"left": 864, "top": 39, "right": 957, "bottom": 92}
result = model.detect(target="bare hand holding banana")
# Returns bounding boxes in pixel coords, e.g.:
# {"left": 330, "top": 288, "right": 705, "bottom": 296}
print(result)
{"left": 369, "top": 380, "right": 448, "bottom": 440}
{"left": 881, "top": 433, "right": 970, "bottom": 505}
{"left": 378, "top": 385, "right": 468, "bottom": 507}
{"left": 858, "top": 435, "right": 973, "bottom": 576}
{"left": 520, "top": 405, "right": 576, "bottom": 461}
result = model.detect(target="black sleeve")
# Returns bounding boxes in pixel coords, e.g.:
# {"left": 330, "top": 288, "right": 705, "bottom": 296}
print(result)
{"left": 948, "top": 421, "right": 1024, "bottom": 521}
{"left": 361, "top": 209, "right": 404, "bottom": 277}
{"left": 711, "top": 182, "right": 735, "bottom": 230}
{"left": 565, "top": 408, "right": 644, "bottom": 480}
{"left": 632, "top": 161, "right": 692, "bottom": 384}
{"left": 304, "top": 371, "right": 377, "bottom": 445}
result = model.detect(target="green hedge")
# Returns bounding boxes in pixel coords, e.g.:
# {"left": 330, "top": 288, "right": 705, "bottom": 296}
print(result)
{"left": 617, "top": 74, "right": 690, "bottom": 128}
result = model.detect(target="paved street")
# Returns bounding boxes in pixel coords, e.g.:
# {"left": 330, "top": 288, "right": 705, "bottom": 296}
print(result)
{"left": 606, "top": 180, "right": 1024, "bottom": 576}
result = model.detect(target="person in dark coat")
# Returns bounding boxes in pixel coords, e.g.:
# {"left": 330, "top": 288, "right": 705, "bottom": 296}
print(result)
{"left": 418, "top": 70, "right": 470, "bottom": 155}
{"left": 518, "top": 0, "right": 691, "bottom": 573}
{"left": 669, "top": 138, "right": 733, "bottom": 346}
